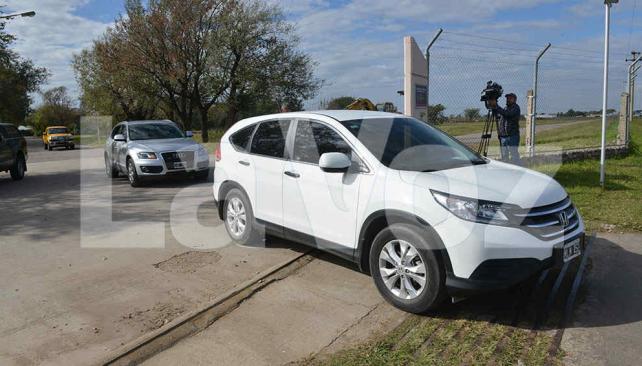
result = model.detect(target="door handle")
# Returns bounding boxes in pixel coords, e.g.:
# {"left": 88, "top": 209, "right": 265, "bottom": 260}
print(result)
{"left": 238, "top": 160, "right": 250, "bottom": 166}
{"left": 284, "top": 171, "right": 300, "bottom": 178}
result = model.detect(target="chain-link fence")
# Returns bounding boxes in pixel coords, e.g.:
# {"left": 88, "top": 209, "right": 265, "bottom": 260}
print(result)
{"left": 428, "top": 30, "right": 624, "bottom": 159}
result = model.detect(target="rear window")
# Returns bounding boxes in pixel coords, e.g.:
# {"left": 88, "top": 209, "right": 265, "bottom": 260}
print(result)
{"left": 250, "top": 120, "right": 290, "bottom": 158}
{"left": 4, "top": 125, "right": 21, "bottom": 138}
{"left": 229, "top": 124, "right": 256, "bottom": 151}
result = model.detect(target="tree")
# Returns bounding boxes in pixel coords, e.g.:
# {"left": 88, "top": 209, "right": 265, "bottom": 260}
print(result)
{"left": 31, "top": 86, "right": 80, "bottom": 132}
{"left": 0, "top": 19, "right": 48, "bottom": 124}
{"left": 463, "top": 108, "right": 481, "bottom": 121}
{"left": 326, "top": 96, "right": 355, "bottom": 110}
{"left": 424, "top": 104, "right": 447, "bottom": 124}
{"left": 222, "top": 0, "right": 321, "bottom": 128}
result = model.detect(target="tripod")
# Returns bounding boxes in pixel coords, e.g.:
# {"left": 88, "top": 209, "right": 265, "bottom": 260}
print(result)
{"left": 477, "top": 107, "right": 498, "bottom": 157}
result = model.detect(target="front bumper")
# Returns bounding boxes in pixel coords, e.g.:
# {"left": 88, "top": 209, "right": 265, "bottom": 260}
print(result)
{"left": 49, "top": 140, "right": 74, "bottom": 147}
{"left": 444, "top": 232, "right": 585, "bottom": 296}
{"left": 135, "top": 155, "right": 209, "bottom": 176}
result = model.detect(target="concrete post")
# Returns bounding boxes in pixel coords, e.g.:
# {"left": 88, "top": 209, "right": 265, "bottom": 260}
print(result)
{"left": 525, "top": 89, "right": 534, "bottom": 155}
{"left": 618, "top": 92, "right": 630, "bottom": 146}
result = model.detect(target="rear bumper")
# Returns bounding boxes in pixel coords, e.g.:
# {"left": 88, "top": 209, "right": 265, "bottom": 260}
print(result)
{"left": 445, "top": 233, "right": 585, "bottom": 297}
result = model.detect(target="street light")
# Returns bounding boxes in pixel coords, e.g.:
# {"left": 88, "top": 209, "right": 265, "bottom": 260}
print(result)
{"left": 600, "top": 0, "right": 618, "bottom": 187}
{"left": 0, "top": 11, "right": 36, "bottom": 20}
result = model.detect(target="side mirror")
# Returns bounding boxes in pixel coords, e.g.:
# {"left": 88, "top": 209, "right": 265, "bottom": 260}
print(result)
{"left": 113, "top": 134, "right": 126, "bottom": 142}
{"left": 319, "top": 152, "right": 351, "bottom": 173}
{"left": 185, "top": 131, "right": 193, "bottom": 138}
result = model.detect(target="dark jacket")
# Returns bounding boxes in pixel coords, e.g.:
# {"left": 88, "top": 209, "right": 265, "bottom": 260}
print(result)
{"left": 493, "top": 103, "right": 521, "bottom": 137}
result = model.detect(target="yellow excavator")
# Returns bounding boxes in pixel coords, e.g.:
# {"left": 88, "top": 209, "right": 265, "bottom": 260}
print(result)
{"left": 346, "top": 98, "right": 397, "bottom": 113}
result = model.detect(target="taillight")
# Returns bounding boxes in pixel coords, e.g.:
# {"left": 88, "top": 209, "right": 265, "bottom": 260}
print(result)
{"left": 215, "top": 144, "right": 221, "bottom": 161}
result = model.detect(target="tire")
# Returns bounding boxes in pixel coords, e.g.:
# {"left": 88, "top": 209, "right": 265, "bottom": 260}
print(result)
{"left": 223, "top": 188, "right": 263, "bottom": 246}
{"left": 126, "top": 158, "right": 143, "bottom": 187}
{"left": 105, "top": 154, "right": 119, "bottom": 179}
{"left": 70, "top": 144, "right": 75, "bottom": 150}
{"left": 43, "top": 143, "right": 48, "bottom": 150}
{"left": 48, "top": 145, "right": 52, "bottom": 151}
{"left": 10, "top": 154, "right": 26, "bottom": 181}
{"left": 369, "top": 223, "right": 446, "bottom": 313}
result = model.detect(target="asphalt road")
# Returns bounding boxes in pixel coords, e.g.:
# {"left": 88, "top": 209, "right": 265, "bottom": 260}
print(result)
{"left": 0, "top": 137, "right": 306, "bottom": 365}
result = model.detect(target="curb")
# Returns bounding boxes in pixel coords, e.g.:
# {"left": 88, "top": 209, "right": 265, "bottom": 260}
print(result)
{"left": 101, "top": 250, "right": 314, "bottom": 366}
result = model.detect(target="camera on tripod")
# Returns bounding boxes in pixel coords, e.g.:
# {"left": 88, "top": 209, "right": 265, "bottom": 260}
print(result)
{"left": 477, "top": 81, "right": 503, "bottom": 157}
{"left": 480, "top": 81, "right": 503, "bottom": 109}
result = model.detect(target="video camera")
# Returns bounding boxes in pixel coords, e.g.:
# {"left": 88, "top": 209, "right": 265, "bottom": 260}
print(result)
{"left": 477, "top": 81, "right": 503, "bottom": 157}
{"left": 480, "top": 81, "right": 503, "bottom": 108}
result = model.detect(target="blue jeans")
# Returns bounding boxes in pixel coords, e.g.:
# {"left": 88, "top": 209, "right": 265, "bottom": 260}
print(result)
{"left": 499, "top": 135, "right": 521, "bottom": 165}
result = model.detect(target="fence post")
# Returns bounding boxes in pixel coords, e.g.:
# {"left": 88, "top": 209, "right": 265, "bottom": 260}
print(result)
{"left": 525, "top": 89, "right": 534, "bottom": 155}
{"left": 618, "top": 92, "right": 630, "bottom": 146}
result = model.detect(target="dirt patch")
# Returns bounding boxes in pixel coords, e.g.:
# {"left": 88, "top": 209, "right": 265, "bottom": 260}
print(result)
{"left": 121, "top": 302, "right": 187, "bottom": 332}
{"left": 153, "top": 251, "right": 222, "bottom": 274}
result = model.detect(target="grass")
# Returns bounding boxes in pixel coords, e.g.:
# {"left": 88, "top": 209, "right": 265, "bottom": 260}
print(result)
{"left": 534, "top": 118, "right": 642, "bottom": 233}
{"left": 436, "top": 117, "right": 596, "bottom": 137}
{"left": 310, "top": 315, "right": 561, "bottom": 366}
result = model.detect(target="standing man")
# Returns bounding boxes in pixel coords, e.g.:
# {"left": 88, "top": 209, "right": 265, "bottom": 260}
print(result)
{"left": 489, "top": 93, "right": 521, "bottom": 164}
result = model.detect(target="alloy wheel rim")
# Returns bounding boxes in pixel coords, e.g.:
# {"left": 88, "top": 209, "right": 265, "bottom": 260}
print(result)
{"left": 378, "top": 240, "right": 427, "bottom": 300}
{"left": 226, "top": 197, "right": 247, "bottom": 237}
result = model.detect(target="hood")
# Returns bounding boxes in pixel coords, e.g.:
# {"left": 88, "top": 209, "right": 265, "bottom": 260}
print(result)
{"left": 398, "top": 160, "right": 567, "bottom": 209}
{"left": 49, "top": 133, "right": 72, "bottom": 137}
{"left": 129, "top": 138, "right": 200, "bottom": 152}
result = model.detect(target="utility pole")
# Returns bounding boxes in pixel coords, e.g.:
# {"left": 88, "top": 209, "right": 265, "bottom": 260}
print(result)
{"left": 425, "top": 28, "right": 443, "bottom": 121}
{"left": 600, "top": 0, "right": 618, "bottom": 187}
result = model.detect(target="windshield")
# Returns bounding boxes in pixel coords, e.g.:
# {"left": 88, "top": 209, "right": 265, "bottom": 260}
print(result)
{"left": 128, "top": 123, "right": 184, "bottom": 141}
{"left": 340, "top": 117, "right": 486, "bottom": 172}
{"left": 48, "top": 128, "right": 69, "bottom": 134}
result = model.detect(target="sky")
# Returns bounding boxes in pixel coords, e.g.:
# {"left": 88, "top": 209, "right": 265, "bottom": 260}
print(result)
{"left": 2, "top": 0, "right": 642, "bottom": 115}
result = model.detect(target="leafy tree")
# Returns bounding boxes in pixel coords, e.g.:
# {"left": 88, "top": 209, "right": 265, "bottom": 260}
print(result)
{"left": 222, "top": 0, "right": 321, "bottom": 128}
{"left": 31, "top": 87, "right": 80, "bottom": 132}
{"left": 463, "top": 108, "right": 481, "bottom": 121}
{"left": 0, "top": 19, "right": 48, "bottom": 124}
{"left": 423, "top": 104, "right": 447, "bottom": 124}
{"left": 326, "top": 96, "right": 356, "bottom": 110}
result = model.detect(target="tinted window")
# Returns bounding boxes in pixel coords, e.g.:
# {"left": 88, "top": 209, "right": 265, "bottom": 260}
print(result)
{"left": 111, "top": 125, "right": 123, "bottom": 138}
{"left": 230, "top": 124, "right": 256, "bottom": 151}
{"left": 47, "top": 127, "right": 69, "bottom": 134}
{"left": 128, "top": 123, "right": 184, "bottom": 140}
{"left": 340, "top": 117, "right": 485, "bottom": 172}
{"left": 293, "top": 121, "right": 351, "bottom": 164}
{"left": 250, "top": 120, "right": 290, "bottom": 158}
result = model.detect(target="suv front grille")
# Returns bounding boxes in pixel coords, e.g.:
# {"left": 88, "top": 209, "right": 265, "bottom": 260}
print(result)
{"left": 511, "top": 197, "right": 579, "bottom": 241}
{"left": 162, "top": 151, "right": 194, "bottom": 170}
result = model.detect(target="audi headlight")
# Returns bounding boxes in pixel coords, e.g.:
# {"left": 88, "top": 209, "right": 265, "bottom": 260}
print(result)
{"left": 431, "top": 190, "right": 509, "bottom": 225}
{"left": 137, "top": 152, "right": 157, "bottom": 159}
{"left": 197, "top": 146, "right": 208, "bottom": 157}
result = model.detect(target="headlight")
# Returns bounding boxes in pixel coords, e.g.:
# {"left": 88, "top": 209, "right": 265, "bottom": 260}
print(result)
{"left": 197, "top": 146, "right": 208, "bottom": 157}
{"left": 431, "top": 190, "right": 509, "bottom": 225}
{"left": 137, "top": 152, "right": 157, "bottom": 159}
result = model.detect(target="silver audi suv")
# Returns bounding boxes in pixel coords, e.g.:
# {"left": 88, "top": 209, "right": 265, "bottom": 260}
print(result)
{"left": 104, "top": 120, "right": 210, "bottom": 186}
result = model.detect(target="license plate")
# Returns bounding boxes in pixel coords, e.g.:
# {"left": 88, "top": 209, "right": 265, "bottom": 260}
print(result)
{"left": 563, "top": 238, "right": 581, "bottom": 262}
{"left": 172, "top": 162, "right": 186, "bottom": 169}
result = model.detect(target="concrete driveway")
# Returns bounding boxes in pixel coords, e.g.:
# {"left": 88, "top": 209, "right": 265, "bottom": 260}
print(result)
{"left": 0, "top": 138, "right": 306, "bottom": 365}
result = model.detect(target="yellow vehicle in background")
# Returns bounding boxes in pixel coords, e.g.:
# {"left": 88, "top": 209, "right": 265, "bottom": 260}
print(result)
{"left": 42, "top": 126, "right": 75, "bottom": 151}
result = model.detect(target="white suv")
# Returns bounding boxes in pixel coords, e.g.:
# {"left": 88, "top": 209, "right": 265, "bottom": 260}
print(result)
{"left": 213, "top": 111, "right": 584, "bottom": 313}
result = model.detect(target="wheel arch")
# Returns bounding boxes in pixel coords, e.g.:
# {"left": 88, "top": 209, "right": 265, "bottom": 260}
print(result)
{"left": 217, "top": 180, "right": 251, "bottom": 220}
{"left": 355, "top": 209, "right": 451, "bottom": 274}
